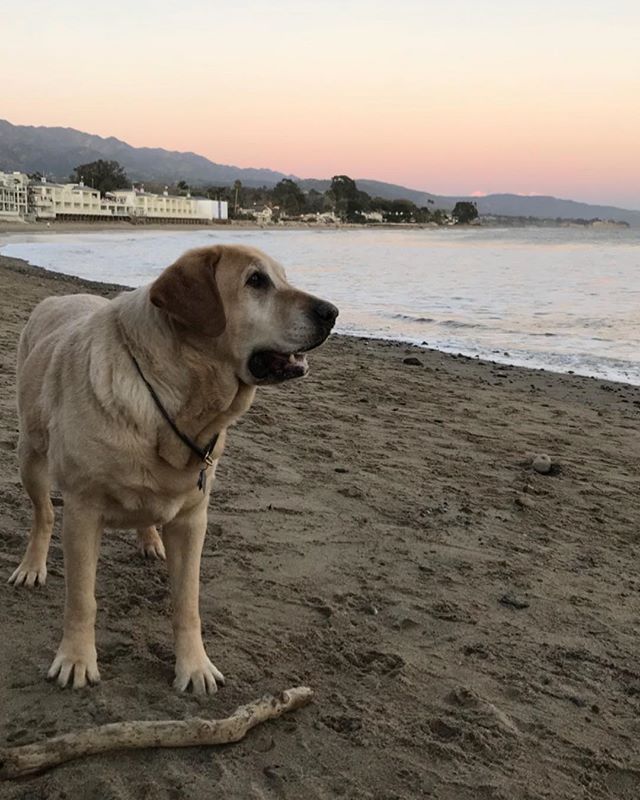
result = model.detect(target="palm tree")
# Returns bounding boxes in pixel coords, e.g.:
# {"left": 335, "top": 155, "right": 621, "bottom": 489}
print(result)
{"left": 233, "top": 180, "right": 242, "bottom": 216}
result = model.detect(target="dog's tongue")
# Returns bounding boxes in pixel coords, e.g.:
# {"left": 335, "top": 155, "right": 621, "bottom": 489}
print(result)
{"left": 249, "top": 351, "right": 308, "bottom": 380}
{"left": 270, "top": 352, "right": 307, "bottom": 378}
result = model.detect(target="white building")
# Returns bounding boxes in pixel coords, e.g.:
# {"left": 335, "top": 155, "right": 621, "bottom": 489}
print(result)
{"left": 110, "top": 188, "right": 228, "bottom": 222}
{"left": 0, "top": 171, "right": 29, "bottom": 220}
{"left": 256, "top": 206, "right": 274, "bottom": 225}
{"left": 0, "top": 172, "right": 229, "bottom": 223}
{"left": 192, "top": 197, "right": 228, "bottom": 221}
{"left": 29, "top": 179, "right": 116, "bottom": 219}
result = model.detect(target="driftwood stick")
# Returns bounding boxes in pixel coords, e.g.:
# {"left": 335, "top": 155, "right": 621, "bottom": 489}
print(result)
{"left": 0, "top": 686, "right": 313, "bottom": 780}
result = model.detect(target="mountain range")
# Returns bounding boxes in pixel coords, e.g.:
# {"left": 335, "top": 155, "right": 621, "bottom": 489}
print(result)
{"left": 1, "top": 119, "right": 638, "bottom": 225}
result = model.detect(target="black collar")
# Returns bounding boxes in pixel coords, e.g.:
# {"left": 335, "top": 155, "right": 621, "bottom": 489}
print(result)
{"left": 130, "top": 354, "right": 219, "bottom": 492}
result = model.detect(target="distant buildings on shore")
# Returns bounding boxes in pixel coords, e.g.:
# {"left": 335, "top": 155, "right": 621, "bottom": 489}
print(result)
{"left": 0, "top": 171, "right": 228, "bottom": 223}
{"left": 0, "top": 172, "right": 29, "bottom": 220}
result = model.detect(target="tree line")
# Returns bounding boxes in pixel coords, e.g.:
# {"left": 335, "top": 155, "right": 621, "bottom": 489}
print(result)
{"left": 67, "top": 160, "right": 479, "bottom": 225}
{"left": 205, "top": 175, "right": 478, "bottom": 225}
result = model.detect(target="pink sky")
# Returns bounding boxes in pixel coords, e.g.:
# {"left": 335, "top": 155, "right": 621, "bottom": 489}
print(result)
{"left": 4, "top": 0, "right": 640, "bottom": 208}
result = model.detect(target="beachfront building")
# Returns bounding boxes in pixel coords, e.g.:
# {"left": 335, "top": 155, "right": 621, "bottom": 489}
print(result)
{"left": 28, "top": 179, "right": 122, "bottom": 220}
{"left": 256, "top": 206, "right": 274, "bottom": 225}
{"left": 24, "top": 179, "right": 228, "bottom": 223}
{"left": 0, "top": 171, "right": 229, "bottom": 223}
{"left": 362, "top": 211, "right": 384, "bottom": 223}
{"left": 237, "top": 205, "right": 278, "bottom": 225}
{"left": 110, "top": 188, "right": 228, "bottom": 223}
{"left": 191, "top": 196, "right": 228, "bottom": 222}
{"left": 0, "top": 171, "right": 29, "bottom": 220}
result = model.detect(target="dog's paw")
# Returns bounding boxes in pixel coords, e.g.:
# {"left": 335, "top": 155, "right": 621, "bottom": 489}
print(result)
{"left": 8, "top": 556, "right": 47, "bottom": 588}
{"left": 136, "top": 527, "right": 166, "bottom": 560}
{"left": 48, "top": 642, "right": 100, "bottom": 689}
{"left": 174, "top": 654, "right": 225, "bottom": 695}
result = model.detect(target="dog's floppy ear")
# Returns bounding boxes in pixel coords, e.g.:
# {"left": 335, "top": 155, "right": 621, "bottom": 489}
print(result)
{"left": 149, "top": 246, "right": 226, "bottom": 337}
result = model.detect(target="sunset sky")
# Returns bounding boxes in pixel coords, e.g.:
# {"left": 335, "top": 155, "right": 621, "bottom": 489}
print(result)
{"left": 4, "top": 0, "right": 640, "bottom": 208}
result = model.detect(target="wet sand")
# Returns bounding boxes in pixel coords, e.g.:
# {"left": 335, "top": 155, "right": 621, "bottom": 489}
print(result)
{"left": 0, "top": 254, "right": 639, "bottom": 799}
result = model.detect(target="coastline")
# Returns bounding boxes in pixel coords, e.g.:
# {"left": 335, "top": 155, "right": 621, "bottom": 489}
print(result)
{"left": 0, "top": 219, "right": 438, "bottom": 236}
{"left": 1, "top": 218, "right": 635, "bottom": 238}
{"left": 0, "top": 253, "right": 639, "bottom": 798}
{"left": 2, "top": 240, "right": 639, "bottom": 388}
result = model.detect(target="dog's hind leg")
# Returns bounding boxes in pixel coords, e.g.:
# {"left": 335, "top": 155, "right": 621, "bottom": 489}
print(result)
{"left": 136, "top": 526, "right": 166, "bottom": 560}
{"left": 9, "top": 439, "right": 55, "bottom": 588}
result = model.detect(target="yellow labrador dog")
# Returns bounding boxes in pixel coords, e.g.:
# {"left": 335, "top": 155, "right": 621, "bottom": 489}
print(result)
{"left": 9, "top": 244, "right": 338, "bottom": 694}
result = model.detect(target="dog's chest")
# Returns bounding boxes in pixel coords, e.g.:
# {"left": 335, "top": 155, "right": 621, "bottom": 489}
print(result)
{"left": 101, "top": 459, "right": 218, "bottom": 529}
{"left": 102, "top": 484, "right": 204, "bottom": 529}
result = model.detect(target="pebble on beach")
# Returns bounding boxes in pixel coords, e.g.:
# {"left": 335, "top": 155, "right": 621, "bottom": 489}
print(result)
{"left": 531, "top": 454, "right": 553, "bottom": 474}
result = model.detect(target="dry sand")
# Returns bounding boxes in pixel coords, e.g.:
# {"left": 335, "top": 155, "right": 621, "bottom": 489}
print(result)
{"left": 0, "top": 221, "right": 231, "bottom": 235}
{"left": 0, "top": 254, "right": 639, "bottom": 799}
{"left": 0, "top": 220, "right": 314, "bottom": 236}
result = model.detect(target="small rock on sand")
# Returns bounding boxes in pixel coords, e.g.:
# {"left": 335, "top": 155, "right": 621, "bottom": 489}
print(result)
{"left": 499, "top": 593, "right": 530, "bottom": 610}
{"left": 515, "top": 493, "right": 535, "bottom": 509}
{"left": 532, "top": 454, "right": 552, "bottom": 474}
{"left": 403, "top": 357, "right": 423, "bottom": 366}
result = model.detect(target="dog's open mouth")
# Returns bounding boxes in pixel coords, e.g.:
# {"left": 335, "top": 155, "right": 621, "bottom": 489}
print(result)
{"left": 248, "top": 350, "right": 309, "bottom": 383}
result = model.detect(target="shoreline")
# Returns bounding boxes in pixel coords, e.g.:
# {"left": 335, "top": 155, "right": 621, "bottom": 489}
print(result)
{"left": 1, "top": 218, "right": 636, "bottom": 237}
{"left": 0, "top": 220, "right": 442, "bottom": 235}
{"left": 1, "top": 249, "right": 638, "bottom": 389}
{"left": 0, "top": 253, "right": 639, "bottom": 799}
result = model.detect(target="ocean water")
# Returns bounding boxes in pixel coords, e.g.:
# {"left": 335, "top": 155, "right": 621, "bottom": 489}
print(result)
{"left": 2, "top": 226, "right": 640, "bottom": 384}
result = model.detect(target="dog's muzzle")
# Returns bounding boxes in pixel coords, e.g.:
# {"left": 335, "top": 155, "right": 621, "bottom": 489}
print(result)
{"left": 248, "top": 299, "right": 339, "bottom": 384}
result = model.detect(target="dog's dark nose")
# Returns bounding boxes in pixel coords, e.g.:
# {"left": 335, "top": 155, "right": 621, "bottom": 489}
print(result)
{"left": 313, "top": 300, "right": 339, "bottom": 325}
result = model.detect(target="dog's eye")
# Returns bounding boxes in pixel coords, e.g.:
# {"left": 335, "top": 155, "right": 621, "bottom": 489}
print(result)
{"left": 246, "top": 272, "right": 271, "bottom": 289}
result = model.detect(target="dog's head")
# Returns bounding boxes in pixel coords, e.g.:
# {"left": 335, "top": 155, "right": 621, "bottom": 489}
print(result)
{"left": 149, "top": 244, "right": 338, "bottom": 385}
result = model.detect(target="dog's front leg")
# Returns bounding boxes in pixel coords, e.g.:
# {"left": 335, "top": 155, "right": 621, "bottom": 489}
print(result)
{"left": 164, "top": 500, "right": 225, "bottom": 695}
{"left": 48, "top": 497, "right": 102, "bottom": 689}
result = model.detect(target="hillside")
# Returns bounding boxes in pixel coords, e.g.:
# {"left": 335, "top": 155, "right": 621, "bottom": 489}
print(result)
{"left": 300, "top": 179, "right": 640, "bottom": 226}
{"left": 298, "top": 177, "right": 441, "bottom": 205}
{"left": 0, "top": 119, "right": 292, "bottom": 188}
{"left": 2, "top": 119, "right": 639, "bottom": 224}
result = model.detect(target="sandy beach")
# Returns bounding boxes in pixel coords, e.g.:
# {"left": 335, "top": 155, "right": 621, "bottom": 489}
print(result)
{"left": 0, "top": 220, "right": 235, "bottom": 235}
{"left": 0, "top": 253, "right": 639, "bottom": 799}
{"left": 0, "top": 219, "right": 435, "bottom": 236}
